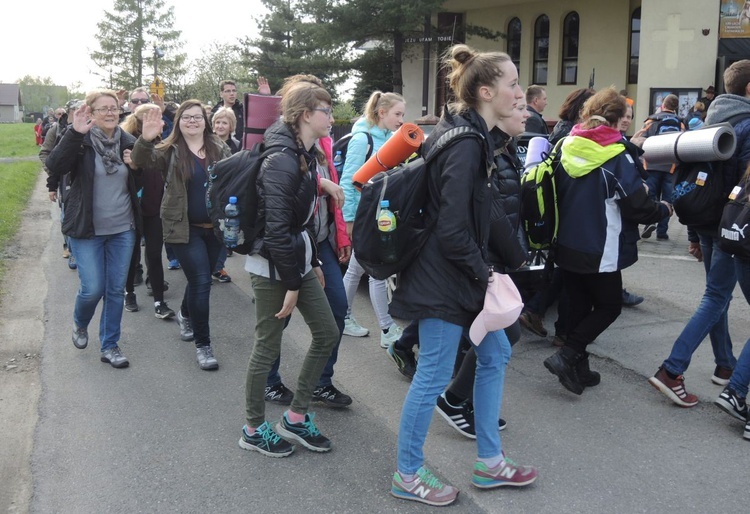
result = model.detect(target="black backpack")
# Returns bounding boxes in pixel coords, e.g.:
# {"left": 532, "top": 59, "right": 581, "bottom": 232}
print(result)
{"left": 352, "top": 126, "right": 484, "bottom": 280}
{"left": 671, "top": 113, "right": 750, "bottom": 228}
{"left": 332, "top": 131, "right": 374, "bottom": 174}
{"left": 206, "top": 143, "right": 293, "bottom": 254}
{"left": 718, "top": 180, "right": 750, "bottom": 259}
{"left": 645, "top": 113, "right": 683, "bottom": 137}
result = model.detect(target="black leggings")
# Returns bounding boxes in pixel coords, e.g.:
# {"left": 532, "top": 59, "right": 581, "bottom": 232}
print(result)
{"left": 142, "top": 215, "right": 166, "bottom": 302}
{"left": 562, "top": 269, "right": 622, "bottom": 354}
{"left": 125, "top": 228, "right": 142, "bottom": 294}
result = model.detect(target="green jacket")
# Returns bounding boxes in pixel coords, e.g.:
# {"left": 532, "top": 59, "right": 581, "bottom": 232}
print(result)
{"left": 131, "top": 136, "right": 231, "bottom": 243}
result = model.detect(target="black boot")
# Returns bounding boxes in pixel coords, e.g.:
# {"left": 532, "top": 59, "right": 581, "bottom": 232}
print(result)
{"left": 576, "top": 352, "right": 601, "bottom": 387}
{"left": 544, "top": 347, "right": 584, "bottom": 395}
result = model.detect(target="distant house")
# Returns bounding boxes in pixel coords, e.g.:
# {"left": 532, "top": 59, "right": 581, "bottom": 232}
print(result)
{"left": 0, "top": 83, "right": 22, "bottom": 123}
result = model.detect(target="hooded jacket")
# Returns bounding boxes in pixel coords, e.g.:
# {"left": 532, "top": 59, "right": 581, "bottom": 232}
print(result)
{"left": 340, "top": 117, "right": 393, "bottom": 222}
{"left": 555, "top": 124, "right": 668, "bottom": 274}
{"left": 46, "top": 127, "right": 142, "bottom": 239}
{"left": 705, "top": 94, "right": 750, "bottom": 197}
{"left": 389, "top": 108, "right": 495, "bottom": 327}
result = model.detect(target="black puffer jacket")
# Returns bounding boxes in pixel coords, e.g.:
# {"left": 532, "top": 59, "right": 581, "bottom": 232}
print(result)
{"left": 389, "top": 108, "right": 494, "bottom": 327}
{"left": 46, "top": 127, "right": 141, "bottom": 239}
{"left": 254, "top": 120, "right": 320, "bottom": 291}
{"left": 548, "top": 119, "right": 574, "bottom": 146}
{"left": 488, "top": 128, "right": 527, "bottom": 270}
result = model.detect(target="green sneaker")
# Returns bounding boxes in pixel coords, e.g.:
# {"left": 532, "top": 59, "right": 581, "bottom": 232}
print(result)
{"left": 391, "top": 466, "right": 459, "bottom": 506}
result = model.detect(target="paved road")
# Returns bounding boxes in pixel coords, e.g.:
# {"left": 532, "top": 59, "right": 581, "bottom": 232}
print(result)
{"left": 4, "top": 175, "right": 750, "bottom": 513}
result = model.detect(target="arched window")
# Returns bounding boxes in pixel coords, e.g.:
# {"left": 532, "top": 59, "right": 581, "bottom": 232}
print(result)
{"left": 560, "top": 12, "right": 579, "bottom": 84}
{"left": 507, "top": 17, "right": 522, "bottom": 74}
{"left": 629, "top": 7, "right": 641, "bottom": 84}
{"left": 533, "top": 15, "right": 549, "bottom": 85}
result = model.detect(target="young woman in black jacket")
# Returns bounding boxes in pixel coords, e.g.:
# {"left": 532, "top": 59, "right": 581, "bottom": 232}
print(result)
{"left": 389, "top": 45, "right": 537, "bottom": 507}
{"left": 239, "top": 82, "right": 339, "bottom": 458}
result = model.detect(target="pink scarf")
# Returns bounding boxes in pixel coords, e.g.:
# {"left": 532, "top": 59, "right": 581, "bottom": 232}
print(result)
{"left": 569, "top": 123, "right": 623, "bottom": 146}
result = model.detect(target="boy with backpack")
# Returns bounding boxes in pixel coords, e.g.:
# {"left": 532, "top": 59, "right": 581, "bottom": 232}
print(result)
{"left": 648, "top": 60, "right": 750, "bottom": 407}
{"left": 632, "top": 94, "right": 686, "bottom": 241}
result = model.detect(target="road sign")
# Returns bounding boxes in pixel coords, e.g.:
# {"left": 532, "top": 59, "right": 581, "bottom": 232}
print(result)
{"left": 150, "top": 78, "right": 164, "bottom": 98}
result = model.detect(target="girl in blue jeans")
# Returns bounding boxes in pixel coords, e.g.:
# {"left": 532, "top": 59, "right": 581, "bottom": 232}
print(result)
{"left": 387, "top": 44, "right": 537, "bottom": 507}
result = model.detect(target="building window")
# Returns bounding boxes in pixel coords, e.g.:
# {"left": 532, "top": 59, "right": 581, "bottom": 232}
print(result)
{"left": 560, "top": 12, "right": 579, "bottom": 84}
{"left": 507, "top": 17, "right": 522, "bottom": 74}
{"left": 629, "top": 7, "right": 641, "bottom": 84}
{"left": 533, "top": 15, "right": 549, "bottom": 85}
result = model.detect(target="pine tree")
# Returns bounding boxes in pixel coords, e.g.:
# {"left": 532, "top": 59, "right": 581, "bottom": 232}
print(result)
{"left": 239, "top": 0, "right": 349, "bottom": 96}
{"left": 90, "top": 0, "right": 186, "bottom": 93}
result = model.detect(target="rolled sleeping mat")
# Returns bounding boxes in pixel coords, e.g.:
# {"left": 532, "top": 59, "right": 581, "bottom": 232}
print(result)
{"left": 524, "top": 136, "right": 552, "bottom": 172}
{"left": 352, "top": 123, "right": 425, "bottom": 189}
{"left": 244, "top": 93, "right": 281, "bottom": 149}
{"left": 642, "top": 122, "right": 737, "bottom": 165}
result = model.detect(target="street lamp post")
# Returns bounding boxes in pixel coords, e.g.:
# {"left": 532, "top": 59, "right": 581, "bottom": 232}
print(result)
{"left": 152, "top": 46, "right": 165, "bottom": 98}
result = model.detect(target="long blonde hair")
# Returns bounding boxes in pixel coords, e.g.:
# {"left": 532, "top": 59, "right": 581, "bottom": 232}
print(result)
{"left": 362, "top": 91, "right": 405, "bottom": 127}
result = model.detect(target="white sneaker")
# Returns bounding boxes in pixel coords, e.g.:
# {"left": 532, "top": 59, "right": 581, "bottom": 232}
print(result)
{"left": 344, "top": 317, "right": 369, "bottom": 337}
{"left": 381, "top": 323, "right": 403, "bottom": 348}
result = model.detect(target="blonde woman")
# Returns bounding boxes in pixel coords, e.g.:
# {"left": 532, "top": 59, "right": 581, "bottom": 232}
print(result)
{"left": 46, "top": 89, "right": 140, "bottom": 368}
{"left": 340, "top": 91, "right": 406, "bottom": 347}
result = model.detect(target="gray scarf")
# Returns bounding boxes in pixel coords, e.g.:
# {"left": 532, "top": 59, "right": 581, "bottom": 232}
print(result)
{"left": 89, "top": 126, "right": 123, "bottom": 175}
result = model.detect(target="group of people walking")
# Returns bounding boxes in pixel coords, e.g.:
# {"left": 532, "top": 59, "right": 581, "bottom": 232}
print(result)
{"left": 40, "top": 45, "right": 750, "bottom": 507}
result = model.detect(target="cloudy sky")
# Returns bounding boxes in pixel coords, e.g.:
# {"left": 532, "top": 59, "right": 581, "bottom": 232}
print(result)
{"left": 1, "top": 0, "right": 265, "bottom": 90}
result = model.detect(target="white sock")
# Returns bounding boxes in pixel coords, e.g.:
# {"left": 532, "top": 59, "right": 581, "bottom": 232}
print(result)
{"left": 478, "top": 454, "right": 504, "bottom": 468}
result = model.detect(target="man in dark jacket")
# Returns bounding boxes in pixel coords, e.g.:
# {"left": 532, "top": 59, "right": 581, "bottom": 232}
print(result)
{"left": 524, "top": 85, "right": 549, "bottom": 135}
{"left": 648, "top": 60, "right": 750, "bottom": 408}
{"left": 211, "top": 80, "right": 244, "bottom": 148}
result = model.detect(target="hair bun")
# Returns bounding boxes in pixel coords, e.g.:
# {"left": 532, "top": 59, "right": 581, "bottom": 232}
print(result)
{"left": 451, "top": 44, "right": 476, "bottom": 65}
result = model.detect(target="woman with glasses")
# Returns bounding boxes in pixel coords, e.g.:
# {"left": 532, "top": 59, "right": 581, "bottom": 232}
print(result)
{"left": 339, "top": 90, "right": 406, "bottom": 348}
{"left": 46, "top": 89, "right": 142, "bottom": 368}
{"left": 131, "top": 100, "right": 231, "bottom": 371}
{"left": 239, "top": 82, "right": 340, "bottom": 457}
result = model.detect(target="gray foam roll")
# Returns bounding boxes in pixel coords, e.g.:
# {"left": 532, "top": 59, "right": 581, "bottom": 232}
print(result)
{"left": 641, "top": 123, "right": 737, "bottom": 165}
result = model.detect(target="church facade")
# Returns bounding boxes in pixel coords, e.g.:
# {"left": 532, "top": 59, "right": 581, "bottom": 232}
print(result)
{"left": 401, "top": 0, "right": 747, "bottom": 130}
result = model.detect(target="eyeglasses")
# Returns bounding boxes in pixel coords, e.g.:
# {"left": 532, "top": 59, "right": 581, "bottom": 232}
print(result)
{"left": 130, "top": 98, "right": 150, "bottom": 105}
{"left": 180, "top": 114, "right": 205, "bottom": 122}
{"left": 313, "top": 107, "right": 333, "bottom": 116}
{"left": 92, "top": 107, "right": 120, "bottom": 115}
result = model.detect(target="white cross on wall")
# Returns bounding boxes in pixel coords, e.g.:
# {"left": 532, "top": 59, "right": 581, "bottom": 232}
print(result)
{"left": 652, "top": 14, "right": 694, "bottom": 69}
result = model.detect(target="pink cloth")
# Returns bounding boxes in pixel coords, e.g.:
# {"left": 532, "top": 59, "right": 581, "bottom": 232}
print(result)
{"left": 569, "top": 124, "right": 623, "bottom": 147}
{"left": 318, "top": 136, "right": 351, "bottom": 253}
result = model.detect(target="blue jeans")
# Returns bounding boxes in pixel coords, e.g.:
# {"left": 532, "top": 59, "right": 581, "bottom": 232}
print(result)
{"left": 71, "top": 229, "right": 136, "bottom": 351}
{"left": 397, "top": 318, "right": 511, "bottom": 474}
{"left": 266, "top": 240, "right": 347, "bottom": 388}
{"left": 729, "top": 257, "right": 750, "bottom": 397}
{"left": 645, "top": 170, "right": 674, "bottom": 237}
{"left": 213, "top": 245, "right": 228, "bottom": 273}
{"left": 663, "top": 233, "right": 736, "bottom": 375}
{"left": 169, "top": 226, "right": 223, "bottom": 347}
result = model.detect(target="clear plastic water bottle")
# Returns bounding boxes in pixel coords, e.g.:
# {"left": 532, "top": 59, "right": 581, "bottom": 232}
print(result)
{"left": 223, "top": 196, "right": 240, "bottom": 248}
{"left": 333, "top": 150, "right": 343, "bottom": 172}
{"left": 377, "top": 200, "right": 398, "bottom": 263}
